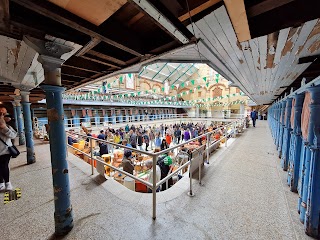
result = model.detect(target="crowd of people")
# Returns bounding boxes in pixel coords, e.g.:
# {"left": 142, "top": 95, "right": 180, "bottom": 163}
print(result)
{"left": 67, "top": 121, "right": 227, "bottom": 192}
{"left": 68, "top": 121, "right": 226, "bottom": 157}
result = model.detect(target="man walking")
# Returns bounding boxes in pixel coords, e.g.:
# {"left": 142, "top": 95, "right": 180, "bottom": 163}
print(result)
{"left": 250, "top": 109, "right": 258, "bottom": 127}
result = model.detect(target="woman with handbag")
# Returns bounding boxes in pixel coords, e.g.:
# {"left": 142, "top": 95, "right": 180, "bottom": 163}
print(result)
{"left": 0, "top": 107, "right": 18, "bottom": 191}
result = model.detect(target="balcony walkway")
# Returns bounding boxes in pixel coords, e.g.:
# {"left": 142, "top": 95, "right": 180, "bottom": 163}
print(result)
{"left": 0, "top": 120, "right": 312, "bottom": 240}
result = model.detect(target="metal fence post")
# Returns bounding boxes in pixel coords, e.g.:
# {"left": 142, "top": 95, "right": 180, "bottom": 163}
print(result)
{"left": 152, "top": 155, "right": 157, "bottom": 220}
{"left": 206, "top": 134, "right": 210, "bottom": 164}
{"left": 90, "top": 138, "right": 94, "bottom": 175}
{"left": 188, "top": 157, "right": 195, "bottom": 197}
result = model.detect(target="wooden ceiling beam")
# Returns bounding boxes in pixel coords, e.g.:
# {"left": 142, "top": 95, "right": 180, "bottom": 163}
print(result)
{"left": 80, "top": 56, "right": 121, "bottom": 69}
{"left": 0, "top": 0, "right": 10, "bottom": 29}
{"left": 87, "top": 50, "right": 127, "bottom": 66}
{"left": 63, "top": 56, "right": 107, "bottom": 73}
{"left": 298, "top": 55, "right": 320, "bottom": 64}
{"left": 127, "top": 12, "right": 144, "bottom": 27}
{"left": 178, "top": 0, "right": 221, "bottom": 22}
{"left": 62, "top": 64, "right": 100, "bottom": 74}
{"left": 11, "top": 0, "right": 143, "bottom": 57}
{"left": 75, "top": 37, "right": 101, "bottom": 56}
{"left": 247, "top": 0, "right": 295, "bottom": 18}
{"left": 61, "top": 67, "right": 93, "bottom": 78}
{"left": 223, "top": 0, "right": 251, "bottom": 42}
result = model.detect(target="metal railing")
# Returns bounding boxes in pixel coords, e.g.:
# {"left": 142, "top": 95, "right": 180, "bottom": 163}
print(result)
{"left": 66, "top": 117, "right": 246, "bottom": 219}
{"left": 36, "top": 113, "right": 245, "bottom": 130}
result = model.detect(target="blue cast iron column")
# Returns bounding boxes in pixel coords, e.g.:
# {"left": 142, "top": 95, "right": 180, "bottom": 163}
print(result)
{"left": 274, "top": 102, "right": 281, "bottom": 144}
{"left": 305, "top": 86, "right": 320, "bottom": 238}
{"left": 287, "top": 93, "right": 305, "bottom": 192}
{"left": 12, "top": 101, "right": 19, "bottom": 131}
{"left": 281, "top": 98, "right": 293, "bottom": 171}
{"left": 299, "top": 91, "right": 314, "bottom": 223}
{"left": 24, "top": 35, "right": 74, "bottom": 235}
{"left": 11, "top": 96, "right": 25, "bottom": 145}
{"left": 21, "top": 91, "right": 36, "bottom": 164}
{"left": 278, "top": 100, "right": 287, "bottom": 157}
{"left": 41, "top": 85, "right": 73, "bottom": 234}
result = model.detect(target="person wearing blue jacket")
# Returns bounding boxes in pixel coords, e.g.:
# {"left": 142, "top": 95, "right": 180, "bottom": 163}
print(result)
{"left": 250, "top": 110, "right": 258, "bottom": 127}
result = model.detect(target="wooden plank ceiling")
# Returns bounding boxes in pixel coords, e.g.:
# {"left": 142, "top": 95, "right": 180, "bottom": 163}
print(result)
{"left": 188, "top": 5, "right": 320, "bottom": 104}
{"left": 0, "top": 0, "right": 319, "bottom": 104}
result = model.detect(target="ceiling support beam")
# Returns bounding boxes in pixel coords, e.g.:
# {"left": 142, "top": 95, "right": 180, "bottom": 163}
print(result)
{"left": 75, "top": 37, "right": 101, "bottom": 56}
{"left": 129, "top": 0, "right": 190, "bottom": 44}
{"left": 80, "top": 56, "right": 121, "bottom": 69}
{"left": 62, "top": 64, "right": 100, "bottom": 74}
{"left": 247, "top": 0, "right": 295, "bottom": 18}
{"left": 298, "top": 55, "right": 320, "bottom": 64}
{"left": 0, "top": 0, "right": 9, "bottom": 30}
{"left": 127, "top": 12, "right": 144, "bottom": 27}
{"left": 12, "top": 0, "right": 143, "bottom": 57}
{"left": 223, "top": 0, "right": 251, "bottom": 42}
{"left": 178, "top": 0, "right": 222, "bottom": 22}
{"left": 87, "top": 50, "right": 126, "bottom": 66}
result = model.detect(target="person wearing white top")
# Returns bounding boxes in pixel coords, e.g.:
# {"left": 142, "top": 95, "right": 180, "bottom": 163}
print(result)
{"left": 145, "top": 160, "right": 161, "bottom": 192}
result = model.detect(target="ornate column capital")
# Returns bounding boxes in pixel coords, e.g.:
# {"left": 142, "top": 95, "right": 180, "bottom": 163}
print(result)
{"left": 10, "top": 95, "right": 21, "bottom": 106}
{"left": 20, "top": 91, "right": 31, "bottom": 103}
{"left": 23, "top": 36, "right": 74, "bottom": 85}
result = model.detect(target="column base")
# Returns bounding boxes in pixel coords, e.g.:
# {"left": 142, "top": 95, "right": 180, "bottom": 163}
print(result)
{"left": 18, "top": 135, "right": 25, "bottom": 146}
{"left": 27, "top": 147, "right": 36, "bottom": 164}
{"left": 54, "top": 206, "right": 74, "bottom": 236}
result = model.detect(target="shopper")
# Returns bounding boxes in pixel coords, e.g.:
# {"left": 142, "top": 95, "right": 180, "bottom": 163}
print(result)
{"left": 174, "top": 128, "right": 181, "bottom": 144}
{"left": 145, "top": 160, "right": 161, "bottom": 192}
{"left": 155, "top": 133, "right": 161, "bottom": 149}
{"left": 106, "top": 131, "right": 114, "bottom": 153}
{"left": 122, "top": 150, "right": 134, "bottom": 175}
{"left": 184, "top": 128, "right": 191, "bottom": 141}
{"left": 129, "top": 130, "right": 137, "bottom": 149}
{"left": 143, "top": 132, "right": 150, "bottom": 151}
{"left": 160, "top": 139, "right": 169, "bottom": 151}
{"left": 250, "top": 109, "right": 258, "bottom": 127}
{"left": 165, "top": 133, "right": 172, "bottom": 146}
{"left": 0, "top": 106, "right": 17, "bottom": 191}
{"left": 97, "top": 130, "right": 105, "bottom": 140}
{"left": 149, "top": 130, "right": 155, "bottom": 149}
{"left": 137, "top": 132, "right": 143, "bottom": 151}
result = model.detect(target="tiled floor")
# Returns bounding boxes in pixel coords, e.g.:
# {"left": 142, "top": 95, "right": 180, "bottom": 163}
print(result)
{"left": 0, "top": 121, "right": 312, "bottom": 239}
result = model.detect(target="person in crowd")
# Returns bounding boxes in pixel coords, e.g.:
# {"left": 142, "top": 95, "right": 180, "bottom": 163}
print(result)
{"left": 149, "top": 130, "right": 155, "bottom": 150}
{"left": 143, "top": 131, "right": 150, "bottom": 151}
{"left": 106, "top": 131, "right": 114, "bottom": 153}
{"left": 145, "top": 160, "right": 161, "bottom": 192}
{"left": 122, "top": 139, "right": 132, "bottom": 148}
{"left": 184, "top": 128, "right": 191, "bottom": 141}
{"left": 137, "top": 132, "right": 143, "bottom": 151}
{"left": 250, "top": 109, "right": 258, "bottom": 127}
{"left": 122, "top": 150, "right": 134, "bottom": 175}
{"left": 155, "top": 132, "right": 161, "bottom": 149}
{"left": 113, "top": 131, "right": 121, "bottom": 147}
{"left": 165, "top": 133, "right": 172, "bottom": 146}
{"left": 160, "top": 138, "right": 169, "bottom": 151}
{"left": 125, "top": 124, "right": 130, "bottom": 133}
{"left": 97, "top": 130, "right": 105, "bottom": 140}
{"left": 123, "top": 131, "right": 130, "bottom": 143}
{"left": 174, "top": 127, "right": 181, "bottom": 144}
{"left": 0, "top": 106, "right": 17, "bottom": 191}
{"left": 129, "top": 130, "right": 137, "bottom": 148}
{"left": 99, "top": 142, "right": 108, "bottom": 156}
